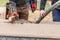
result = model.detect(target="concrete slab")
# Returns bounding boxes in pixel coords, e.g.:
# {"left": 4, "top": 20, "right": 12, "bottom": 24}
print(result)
{"left": 0, "top": 20, "right": 60, "bottom": 38}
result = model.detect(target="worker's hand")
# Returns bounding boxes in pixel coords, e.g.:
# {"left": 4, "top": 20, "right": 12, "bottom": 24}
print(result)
{"left": 40, "top": 10, "right": 46, "bottom": 17}
{"left": 11, "top": 11, "right": 19, "bottom": 17}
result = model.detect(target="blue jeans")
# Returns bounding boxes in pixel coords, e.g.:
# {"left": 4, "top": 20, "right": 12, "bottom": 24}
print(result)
{"left": 28, "top": 0, "right": 31, "bottom": 9}
{"left": 35, "top": 0, "right": 37, "bottom": 6}
{"left": 52, "top": 9, "right": 60, "bottom": 22}
{"left": 28, "top": 0, "right": 37, "bottom": 9}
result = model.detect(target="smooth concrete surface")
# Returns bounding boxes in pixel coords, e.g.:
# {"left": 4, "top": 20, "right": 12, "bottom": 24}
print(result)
{"left": 0, "top": 20, "right": 60, "bottom": 38}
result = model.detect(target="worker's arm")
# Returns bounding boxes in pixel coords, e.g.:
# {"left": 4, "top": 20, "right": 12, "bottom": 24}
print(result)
{"left": 40, "top": 0, "right": 47, "bottom": 16}
{"left": 9, "top": 0, "right": 15, "bottom": 2}
{"left": 40, "top": 0, "right": 47, "bottom": 10}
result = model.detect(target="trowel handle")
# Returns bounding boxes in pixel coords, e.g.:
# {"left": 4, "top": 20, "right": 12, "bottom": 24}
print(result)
{"left": 36, "top": 1, "right": 60, "bottom": 23}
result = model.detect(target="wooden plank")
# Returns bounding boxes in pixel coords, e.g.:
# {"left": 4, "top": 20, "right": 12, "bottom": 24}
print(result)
{"left": 0, "top": 22, "right": 60, "bottom": 39}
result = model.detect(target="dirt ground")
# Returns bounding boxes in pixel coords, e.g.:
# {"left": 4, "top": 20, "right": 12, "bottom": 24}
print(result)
{"left": 0, "top": 10, "right": 53, "bottom": 23}
{"left": 28, "top": 10, "right": 53, "bottom": 23}
{"left": 0, "top": 0, "right": 53, "bottom": 23}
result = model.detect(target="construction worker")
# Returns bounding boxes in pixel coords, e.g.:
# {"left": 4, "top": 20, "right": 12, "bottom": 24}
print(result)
{"left": 40, "top": 0, "right": 60, "bottom": 22}
{"left": 8, "top": 0, "right": 19, "bottom": 23}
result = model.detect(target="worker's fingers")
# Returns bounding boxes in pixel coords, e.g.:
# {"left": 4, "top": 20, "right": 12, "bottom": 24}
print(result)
{"left": 11, "top": 12, "right": 19, "bottom": 16}
{"left": 40, "top": 10, "right": 46, "bottom": 17}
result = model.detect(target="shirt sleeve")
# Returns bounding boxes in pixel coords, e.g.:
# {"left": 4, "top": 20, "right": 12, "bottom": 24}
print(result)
{"left": 9, "top": 0, "right": 15, "bottom": 2}
{"left": 40, "top": 0, "right": 47, "bottom": 10}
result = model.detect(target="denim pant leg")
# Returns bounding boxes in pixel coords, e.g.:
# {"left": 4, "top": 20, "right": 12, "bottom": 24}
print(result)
{"left": 35, "top": 0, "right": 37, "bottom": 8}
{"left": 52, "top": 9, "right": 60, "bottom": 22}
{"left": 28, "top": 0, "right": 31, "bottom": 9}
{"left": 28, "top": 2, "right": 31, "bottom": 9}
